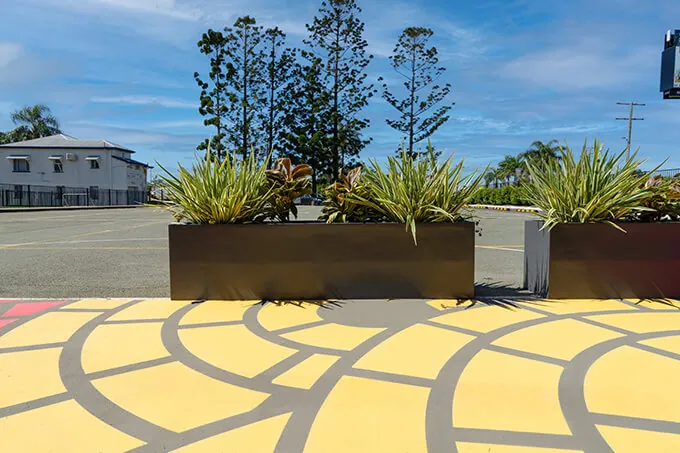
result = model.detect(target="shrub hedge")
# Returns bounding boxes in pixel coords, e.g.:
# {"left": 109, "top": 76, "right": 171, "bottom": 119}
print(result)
{"left": 469, "top": 186, "right": 532, "bottom": 206}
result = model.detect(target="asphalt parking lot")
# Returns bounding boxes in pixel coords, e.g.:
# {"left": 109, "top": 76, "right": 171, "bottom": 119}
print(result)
{"left": 0, "top": 207, "right": 534, "bottom": 298}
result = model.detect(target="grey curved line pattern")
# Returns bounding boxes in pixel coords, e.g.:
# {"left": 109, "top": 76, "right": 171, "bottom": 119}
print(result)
{"left": 558, "top": 329, "right": 680, "bottom": 452}
{"left": 242, "top": 303, "right": 347, "bottom": 356}
{"left": 424, "top": 307, "right": 664, "bottom": 453}
{"left": 162, "top": 302, "right": 307, "bottom": 396}
{"left": 274, "top": 325, "right": 409, "bottom": 453}
{"left": 59, "top": 298, "right": 177, "bottom": 443}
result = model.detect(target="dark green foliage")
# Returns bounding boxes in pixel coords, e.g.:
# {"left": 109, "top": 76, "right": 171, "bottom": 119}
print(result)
{"left": 319, "top": 166, "right": 383, "bottom": 223}
{"left": 194, "top": 29, "right": 229, "bottom": 159}
{"left": 305, "top": 0, "right": 376, "bottom": 178}
{"left": 380, "top": 27, "right": 453, "bottom": 159}
{"left": 470, "top": 187, "right": 531, "bottom": 206}
{"left": 264, "top": 158, "right": 313, "bottom": 221}
{"left": 261, "top": 27, "right": 296, "bottom": 158}
{"left": 280, "top": 57, "right": 333, "bottom": 193}
{"left": 224, "top": 16, "right": 267, "bottom": 159}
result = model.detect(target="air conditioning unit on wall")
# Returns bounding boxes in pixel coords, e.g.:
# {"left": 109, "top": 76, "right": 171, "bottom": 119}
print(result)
{"left": 66, "top": 153, "right": 78, "bottom": 161}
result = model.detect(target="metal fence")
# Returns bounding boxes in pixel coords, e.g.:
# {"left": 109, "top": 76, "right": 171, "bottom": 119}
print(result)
{"left": 0, "top": 184, "right": 148, "bottom": 208}
{"left": 654, "top": 168, "right": 680, "bottom": 178}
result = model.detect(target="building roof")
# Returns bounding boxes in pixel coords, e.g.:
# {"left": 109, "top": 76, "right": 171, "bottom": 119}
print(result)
{"left": 0, "top": 134, "right": 136, "bottom": 153}
{"left": 112, "top": 154, "right": 153, "bottom": 169}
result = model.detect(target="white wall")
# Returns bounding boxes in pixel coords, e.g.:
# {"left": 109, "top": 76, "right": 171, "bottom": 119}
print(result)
{"left": 0, "top": 148, "right": 113, "bottom": 188}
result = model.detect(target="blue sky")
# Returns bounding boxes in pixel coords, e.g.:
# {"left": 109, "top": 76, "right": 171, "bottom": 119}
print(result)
{"left": 1, "top": 0, "right": 678, "bottom": 175}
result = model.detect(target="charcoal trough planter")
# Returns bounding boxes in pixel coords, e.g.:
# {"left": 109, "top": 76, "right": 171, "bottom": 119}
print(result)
{"left": 524, "top": 220, "right": 680, "bottom": 299}
{"left": 169, "top": 222, "right": 475, "bottom": 301}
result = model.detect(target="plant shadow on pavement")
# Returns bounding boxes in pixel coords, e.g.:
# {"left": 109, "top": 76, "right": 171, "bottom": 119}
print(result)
{"left": 475, "top": 281, "right": 535, "bottom": 298}
{"left": 633, "top": 298, "right": 680, "bottom": 310}
{"left": 258, "top": 299, "right": 346, "bottom": 310}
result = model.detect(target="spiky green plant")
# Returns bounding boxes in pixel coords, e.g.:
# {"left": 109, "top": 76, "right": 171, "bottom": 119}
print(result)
{"left": 156, "top": 145, "right": 275, "bottom": 224}
{"left": 319, "top": 167, "right": 384, "bottom": 224}
{"left": 348, "top": 141, "right": 485, "bottom": 244}
{"left": 521, "top": 139, "right": 659, "bottom": 231}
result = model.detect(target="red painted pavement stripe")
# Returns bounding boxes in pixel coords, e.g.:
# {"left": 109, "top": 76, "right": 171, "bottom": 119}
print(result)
{"left": 1, "top": 301, "right": 66, "bottom": 318}
{"left": 0, "top": 319, "right": 17, "bottom": 328}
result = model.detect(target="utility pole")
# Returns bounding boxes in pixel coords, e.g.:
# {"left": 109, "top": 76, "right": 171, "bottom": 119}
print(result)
{"left": 616, "top": 101, "right": 645, "bottom": 160}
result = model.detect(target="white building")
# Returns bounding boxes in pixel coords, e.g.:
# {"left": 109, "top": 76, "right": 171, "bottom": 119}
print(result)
{"left": 0, "top": 134, "right": 151, "bottom": 192}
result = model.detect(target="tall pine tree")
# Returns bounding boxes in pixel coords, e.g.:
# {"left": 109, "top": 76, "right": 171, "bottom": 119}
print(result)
{"left": 305, "top": 0, "right": 375, "bottom": 179}
{"left": 380, "top": 27, "right": 453, "bottom": 159}
{"left": 224, "top": 16, "right": 266, "bottom": 160}
{"left": 261, "top": 27, "right": 296, "bottom": 159}
{"left": 194, "top": 29, "right": 229, "bottom": 159}
{"left": 281, "top": 56, "right": 331, "bottom": 193}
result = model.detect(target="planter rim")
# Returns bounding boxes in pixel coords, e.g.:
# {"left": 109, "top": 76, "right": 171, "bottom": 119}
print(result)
{"left": 169, "top": 220, "right": 475, "bottom": 226}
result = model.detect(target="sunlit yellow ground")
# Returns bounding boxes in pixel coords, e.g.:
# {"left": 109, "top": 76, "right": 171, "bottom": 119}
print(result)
{"left": 1, "top": 297, "right": 679, "bottom": 452}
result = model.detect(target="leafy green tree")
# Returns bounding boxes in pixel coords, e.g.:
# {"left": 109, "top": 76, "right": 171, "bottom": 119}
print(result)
{"left": 305, "top": 0, "right": 375, "bottom": 178}
{"left": 224, "top": 16, "right": 266, "bottom": 160}
{"left": 260, "top": 27, "right": 296, "bottom": 158}
{"left": 380, "top": 27, "right": 453, "bottom": 159}
{"left": 194, "top": 29, "right": 230, "bottom": 159}
{"left": 10, "top": 105, "right": 61, "bottom": 139}
{"left": 281, "top": 57, "right": 332, "bottom": 193}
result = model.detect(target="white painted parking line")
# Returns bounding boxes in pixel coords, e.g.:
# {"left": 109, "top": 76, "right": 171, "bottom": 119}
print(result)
{"left": 475, "top": 245, "right": 524, "bottom": 253}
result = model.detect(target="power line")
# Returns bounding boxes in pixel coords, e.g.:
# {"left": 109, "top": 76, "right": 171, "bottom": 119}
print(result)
{"left": 616, "top": 101, "right": 645, "bottom": 160}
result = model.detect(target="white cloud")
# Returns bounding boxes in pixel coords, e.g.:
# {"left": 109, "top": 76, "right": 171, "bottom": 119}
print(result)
{"left": 91, "top": 95, "right": 196, "bottom": 109}
{"left": 0, "top": 42, "right": 23, "bottom": 67}
{"left": 502, "top": 44, "right": 657, "bottom": 91}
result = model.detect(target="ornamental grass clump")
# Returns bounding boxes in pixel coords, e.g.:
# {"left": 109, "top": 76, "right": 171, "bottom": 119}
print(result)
{"left": 521, "top": 139, "right": 659, "bottom": 231}
{"left": 156, "top": 146, "right": 274, "bottom": 224}
{"left": 337, "top": 142, "right": 484, "bottom": 244}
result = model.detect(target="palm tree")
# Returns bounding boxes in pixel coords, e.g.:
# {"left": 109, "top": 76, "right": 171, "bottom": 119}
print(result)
{"left": 484, "top": 168, "right": 497, "bottom": 188}
{"left": 10, "top": 105, "right": 61, "bottom": 140}
{"left": 497, "top": 155, "right": 523, "bottom": 186}
{"left": 521, "top": 140, "right": 561, "bottom": 166}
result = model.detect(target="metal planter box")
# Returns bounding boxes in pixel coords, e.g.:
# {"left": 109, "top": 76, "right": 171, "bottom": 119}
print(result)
{"left": 169, "top": 222, "right": 475, "bottom": 300}
{"left": 524, "top": 220, "right": 680, "bottom": 298}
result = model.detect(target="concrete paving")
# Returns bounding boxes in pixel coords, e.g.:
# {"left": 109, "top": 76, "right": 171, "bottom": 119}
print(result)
{"left": 0, "top": 207, "right": 534, "bottom": 298}
{"left": 1, "top": 297, "right": 679, "bottom": 452}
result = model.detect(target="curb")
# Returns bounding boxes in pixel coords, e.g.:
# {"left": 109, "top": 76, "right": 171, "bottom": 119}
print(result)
{"left": 0, "top": 205, "right": 146, "bottom": 213}
{"left": 469, "top": 204, "right": 542, "bottom": 214}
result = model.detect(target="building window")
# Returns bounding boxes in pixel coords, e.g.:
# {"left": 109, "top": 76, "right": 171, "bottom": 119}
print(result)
{"left": 12, "top": 160, "right": 30, "bottom": 173}
{"left": 89, "top": 186, "right": 99, "bottom": 200}
{"left": 53, "top": 160, "right": 64, "bottom": 173}
{"left": 90, "top": 159, "right": 100, "bottom": 169}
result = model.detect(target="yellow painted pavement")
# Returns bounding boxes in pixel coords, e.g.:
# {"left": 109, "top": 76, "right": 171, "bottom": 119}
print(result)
{"left": 585, "top": 345, "right": 680, "bottom": 423}
{"left": 60, "top": 298, "right": 133, "bottom": 310}
{"left": 0, "top": 400, "right": 144, "bottom": 452}
{"left": 304, "top": 376, "right": 429, "bottom": 453}
{"left": 272, "top": 354, "right": 340, "bottom": 389}
{"left": 354, "top": 323, "right": 474, "bottom": 379}
{"left": 107, "top": 299, "right": 189, "bottom": 321}
{"left": 596, "top": 425, "right": 680, "bottom": 453}
{"left": 172, "top": 413, "right": 292, "bottom": 452}
{"left": 492, "top": 318, "right": 622, "bottom": 360}
{"left": 456, "top": 444, "right": 582, "bottom": 453}
{"left": 179, "top": 300, "right": 254, "bottom": 326}
{"left": 0, "top": 348, "right": 65, "bottom": 408}
{"left": 92, "top": 361, "right": 269, "bottom": 432}
{"left": 82, "top": 322, "right": 169, "bottom": 374}
{"left": 0, "top": 311, "right": 100, "bottom": 348}
{"left": 258, "top": 301, "right": 324, "bottom": 331}
{"left": 282, "top": 322, "right": 385, "bottom": 351}
{"left": 180, "top": 324, "right": 297, "bottom": 378}
{"left": 453, "top": 350, "right": 571, "bottom": 434}
{"left": 1, "top": 297, "right": 679, "bottom": 452}
{"left": 431, "top": 304, "right": 544, "bottom": 333}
